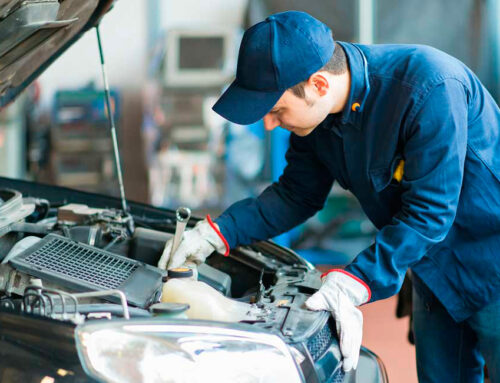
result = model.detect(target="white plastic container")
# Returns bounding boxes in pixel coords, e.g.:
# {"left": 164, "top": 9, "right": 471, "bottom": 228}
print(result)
{"left": 161, "top": 278, "right": 254, "bottom": 322}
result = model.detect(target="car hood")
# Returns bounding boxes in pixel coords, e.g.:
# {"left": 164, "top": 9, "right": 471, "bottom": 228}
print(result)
{"left": 0, "top": 0, "right": 114, "bottom": 108}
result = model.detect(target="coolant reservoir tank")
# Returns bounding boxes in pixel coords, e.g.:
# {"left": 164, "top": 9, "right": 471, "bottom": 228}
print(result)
{"left": 161, "top": 278, "right": 253, "bottom": 322}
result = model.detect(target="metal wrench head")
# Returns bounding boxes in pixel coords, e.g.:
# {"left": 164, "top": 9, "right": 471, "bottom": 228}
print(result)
{"left": 176, "top": 207, "right": 191, "bottom": 223}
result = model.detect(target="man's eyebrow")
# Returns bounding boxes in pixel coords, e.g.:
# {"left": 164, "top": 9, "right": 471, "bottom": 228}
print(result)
{"left": 270, "top": 107, "right": 281, "bottom": 113}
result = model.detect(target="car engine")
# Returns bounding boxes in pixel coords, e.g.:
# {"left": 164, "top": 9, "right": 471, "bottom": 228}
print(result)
{"left": 0, "top": 187, "right": 325, "bottom": 335}
{"left": 0, "top": 186, "right": 386, "bottom": 382}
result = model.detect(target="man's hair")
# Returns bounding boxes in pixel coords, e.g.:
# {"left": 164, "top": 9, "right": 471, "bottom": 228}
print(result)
{"left": 289, "top": 42, "right": 347, "bottom": 99}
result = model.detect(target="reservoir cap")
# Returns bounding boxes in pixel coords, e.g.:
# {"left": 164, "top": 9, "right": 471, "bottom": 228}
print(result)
{"left": 166, "top": 267, "right": 194, "bottom": 280}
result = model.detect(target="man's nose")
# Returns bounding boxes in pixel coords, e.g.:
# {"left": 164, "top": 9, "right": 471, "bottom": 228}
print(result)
{"left": 263, "top": 113, "right": 280, "bottom": 131}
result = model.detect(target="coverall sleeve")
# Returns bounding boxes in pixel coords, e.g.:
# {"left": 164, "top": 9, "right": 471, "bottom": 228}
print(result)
{"left": 215, "top": 134, "right": 334, "bottom": 248}
{"left": 345, "top": 79, "right": 469, "bottom": 302}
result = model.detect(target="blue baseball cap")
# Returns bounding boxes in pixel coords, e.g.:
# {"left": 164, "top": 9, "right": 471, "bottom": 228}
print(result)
{"left": 213, "top": 11, "right": 334, "bottom": 125}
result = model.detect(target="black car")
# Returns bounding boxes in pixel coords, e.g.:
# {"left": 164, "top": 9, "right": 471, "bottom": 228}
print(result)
{"left": 0, "top": 1, "right": 388, "bottom": 382}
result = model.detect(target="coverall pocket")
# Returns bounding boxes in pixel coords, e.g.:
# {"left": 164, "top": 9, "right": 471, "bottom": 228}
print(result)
{"left": 369, "top": 155, "right": 403, "bottom": 192}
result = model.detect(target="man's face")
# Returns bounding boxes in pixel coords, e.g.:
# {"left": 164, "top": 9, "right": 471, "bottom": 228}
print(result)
{"left": 262, "top": 91, "right": 323, "bottom": 136}
{"left": 262, "top": 72, "right": 347, "bottom": 136}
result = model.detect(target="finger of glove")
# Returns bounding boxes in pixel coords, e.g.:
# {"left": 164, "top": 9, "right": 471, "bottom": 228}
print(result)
{"left": 305, "top": 291, "right": 329, "bottom": 311}
{"left": 337, "top": 317, "right": 356, "bottom": 372}
{"left": 182, "top": 261, "right": 199, "bottom": 279}
{"left": 185, "top": 254, "right": 204, "bottom": 266}
{"left": 350, "top": 309, "right": 363, "bottom": 370}
{"left": 184, "top": 239, "right": 215, "bottom": 266}
{"left": 167, "top": 236, "right": 210, "bottom": 269}
{"left": 157, "top": 240, "right": 173, "bottom": 269}
{"left": 167, "top": 240, "right": 191, "bottom": 269}
{"left": 338, "top": 304, "right": 363, "bottom": 371}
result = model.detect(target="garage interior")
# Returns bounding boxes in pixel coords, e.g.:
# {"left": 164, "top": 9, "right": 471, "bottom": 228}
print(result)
{"left": 0, "top": 1, "right": 499, "bottom": 383}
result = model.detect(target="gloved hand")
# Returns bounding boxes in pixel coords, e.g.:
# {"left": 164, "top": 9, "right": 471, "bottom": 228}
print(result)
{"left": 305, "top": 269, "right": 371, "bottom": 372}
{"left": 157, "top": 216, "right": 229, "bottom": 270}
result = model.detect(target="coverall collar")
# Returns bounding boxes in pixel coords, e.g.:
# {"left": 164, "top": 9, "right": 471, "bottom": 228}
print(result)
{"left": 333, "top": 42, "right": 371, "bottom": 128}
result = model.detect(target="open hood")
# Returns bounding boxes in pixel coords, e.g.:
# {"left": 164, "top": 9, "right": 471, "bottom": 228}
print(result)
{"left": 0, "top": 0, "right": 114, "bottom": 107}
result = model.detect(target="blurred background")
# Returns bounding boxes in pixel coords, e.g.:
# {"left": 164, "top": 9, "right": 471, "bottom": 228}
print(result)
{"left": 0, "top": 1, "right": 498, "bottom": 381}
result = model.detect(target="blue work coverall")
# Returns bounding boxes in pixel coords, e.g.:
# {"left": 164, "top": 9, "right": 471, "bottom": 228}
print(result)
{"left": 215, "top": 42, "right": 500, "bottom": 379}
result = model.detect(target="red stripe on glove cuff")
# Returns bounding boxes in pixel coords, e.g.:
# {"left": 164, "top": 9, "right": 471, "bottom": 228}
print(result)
{"left": 321, "top": 268, "right": 372, "bottom": 302}
{"left": 206, "top": 215, "right": 230, "bottom": 257}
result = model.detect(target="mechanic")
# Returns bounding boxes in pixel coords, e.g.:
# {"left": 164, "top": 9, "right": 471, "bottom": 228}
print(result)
{"left": 158, "top": 11, "right": 500, "bottom": 381}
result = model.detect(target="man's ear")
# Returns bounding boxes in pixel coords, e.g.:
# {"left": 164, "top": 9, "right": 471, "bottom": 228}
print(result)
{"left": 308, "top": 73, "right": 329, "bottom": 96}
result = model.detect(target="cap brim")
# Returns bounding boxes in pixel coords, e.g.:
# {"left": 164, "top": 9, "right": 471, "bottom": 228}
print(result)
{"left": 212, "top": 80, "right": 284, "bottom": 125}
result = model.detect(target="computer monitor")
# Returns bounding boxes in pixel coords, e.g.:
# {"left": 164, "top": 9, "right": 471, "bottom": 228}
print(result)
{"left": 163, "top": 27, "right": 241, "bottom": 88}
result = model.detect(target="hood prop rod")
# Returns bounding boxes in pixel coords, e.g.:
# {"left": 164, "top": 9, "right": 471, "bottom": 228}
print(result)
{"left": 95, "top": 25, "right": 129, "bottom": 216}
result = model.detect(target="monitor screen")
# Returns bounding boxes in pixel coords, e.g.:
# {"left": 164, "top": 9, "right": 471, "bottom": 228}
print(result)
{"left": 178, "top": 36, "right": 224, "bottom": 70}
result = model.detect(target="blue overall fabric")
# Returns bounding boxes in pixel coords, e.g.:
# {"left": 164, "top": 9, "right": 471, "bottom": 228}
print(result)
{"left": 412, "top": 274, "right": 500, "bottom": 382}
{"left": 215, "top": 42, "right": 500, "bottom": 322}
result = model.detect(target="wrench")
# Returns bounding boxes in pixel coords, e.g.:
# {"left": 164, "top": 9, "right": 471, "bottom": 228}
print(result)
{"left": 170, "top": 207, "right": 191, "bottom": 259}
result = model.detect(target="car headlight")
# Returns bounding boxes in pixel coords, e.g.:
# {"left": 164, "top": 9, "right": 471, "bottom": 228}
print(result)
{"left": 75, "top": 320, "right": 304, "bottom": 383}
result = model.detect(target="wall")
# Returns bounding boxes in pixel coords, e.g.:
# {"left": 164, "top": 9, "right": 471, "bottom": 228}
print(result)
{"left": 377, "top": 0, "right": 499, "bottom": 100}
{"left": 160, "top": 0, "right": 248, "bottom": 28}
{"left": 38, "top": 1, "right": 148, "bottom": 108}
{"left": 37, "top": 0, "right": 249, "bottom": 107}
{"left": 262, "top": 0, "right": 357, "bottom": 41}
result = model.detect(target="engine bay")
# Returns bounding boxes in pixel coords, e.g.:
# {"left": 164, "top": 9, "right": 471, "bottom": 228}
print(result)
{"left": 0, "top": 188, "right": 326, "bottom": 343}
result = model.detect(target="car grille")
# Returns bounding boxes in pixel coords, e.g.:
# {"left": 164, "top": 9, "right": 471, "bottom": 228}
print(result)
{"left": 306, "top": 318, "right": 336, "bottom": 361}
{"left": 330, "top": 370, "right": 345, "bottom": 383}
{"left": 306, "top": 319, "right": 346, "bottom": 382}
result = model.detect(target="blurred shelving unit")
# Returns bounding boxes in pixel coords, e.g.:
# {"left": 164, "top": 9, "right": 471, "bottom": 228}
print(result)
{"left": 48, "top": 87, "right": 119, "bottom": 195}
{"left": 145, "top": 21, "right": 244, "bottom": 208}
{"left": 149, "top": 88, "right": 224, "bottom": 208}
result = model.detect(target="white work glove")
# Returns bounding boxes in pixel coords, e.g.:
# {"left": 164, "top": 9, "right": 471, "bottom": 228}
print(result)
{"left": 305, "top": 269, "right": 371, "bottom": 372}
{"left": 157, "top": 217, "right": 229, "bottom": 270}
